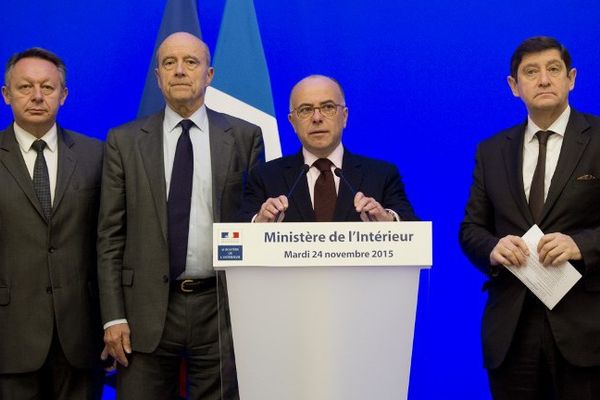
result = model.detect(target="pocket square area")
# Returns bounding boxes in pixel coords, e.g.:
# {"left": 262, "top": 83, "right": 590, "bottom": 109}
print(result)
{"left": 576, "top": 174, "right": 598, "bottom": 181}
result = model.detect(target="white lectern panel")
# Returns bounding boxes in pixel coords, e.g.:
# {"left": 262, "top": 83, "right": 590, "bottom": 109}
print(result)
{"left": 214, "top": 222, "right": 432, "bottom": 400}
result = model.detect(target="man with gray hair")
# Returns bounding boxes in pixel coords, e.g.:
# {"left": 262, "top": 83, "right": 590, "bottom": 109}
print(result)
{"left": 97, "top": 32, "right": 264, "bottom": 399}
{"left": 0, "top": 47, "right": 104, "bottom": 399}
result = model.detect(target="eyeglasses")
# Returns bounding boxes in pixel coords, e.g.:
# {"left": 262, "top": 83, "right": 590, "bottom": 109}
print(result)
{"left": 291, "top": 102, "right": 345, "bottom": 119}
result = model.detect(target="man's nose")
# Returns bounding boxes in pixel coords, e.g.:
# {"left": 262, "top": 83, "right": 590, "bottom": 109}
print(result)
{"left": 538, "top": 69, "right": 551, "bottom": 86}
{"left": 311, "top": 108, "right": 323, "bottom": 122}
{"left": 175, "top": 61, "right": 185, "bottom": 76}
{"left": 31, "top": 86, "right": 44, "bottom": 102}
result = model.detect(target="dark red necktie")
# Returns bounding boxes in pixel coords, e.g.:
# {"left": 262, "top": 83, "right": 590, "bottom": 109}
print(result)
{"left": 313, "top": 158, "right": 336, "bottom": 222}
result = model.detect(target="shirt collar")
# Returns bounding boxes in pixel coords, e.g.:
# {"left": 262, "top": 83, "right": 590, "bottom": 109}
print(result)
{"left": 13, "top": 122, "right": 58, "bottom": 153}
{"left": 303, "top": 142, "right": 344, "bottom": 169}
{"left": 164, "top": 104, "right": 208, "bottom": 134}
{"left": 525, "top": 105, "right": 570, "bottom": 143}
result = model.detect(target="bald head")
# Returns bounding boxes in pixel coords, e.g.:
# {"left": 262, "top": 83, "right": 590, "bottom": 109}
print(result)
{"left": 289, "top": 75, "right": 345, "bottom": 111}
{"left": 156, "top": 32, "right": 211, "bottom": 66}
{"left": 287, "top": 74, "right": 348, "bottom": 158}
{"left": 154, "top": 31, "right": 214, "bottom": 117}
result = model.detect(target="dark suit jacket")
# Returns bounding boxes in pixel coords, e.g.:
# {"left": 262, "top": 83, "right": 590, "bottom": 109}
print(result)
{"left": 0, "top": 124, "right": 104, "bottom": 374}
{"left": 239, "top": 149, "right": 417, "bottom": 222}
{"left": 459, "top": 109, "right": 600, "bottom": 369}
{"left": 97, "top": 108, "right": 264, "bottom": 353}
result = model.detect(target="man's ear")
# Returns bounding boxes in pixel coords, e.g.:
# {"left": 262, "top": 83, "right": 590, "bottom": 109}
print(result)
{"left": 2, "top": 85, "right": 11, "bottom": 105}
{"left": 507, "top": 75, "right": 520, "bottom": 98}
{"left": 568, "top": 68, "right": 577, "bottom": 91}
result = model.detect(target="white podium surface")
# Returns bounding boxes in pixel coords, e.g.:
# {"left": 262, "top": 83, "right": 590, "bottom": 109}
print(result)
{"left": 214, "top": 222, "right": 432, "bottom": 400}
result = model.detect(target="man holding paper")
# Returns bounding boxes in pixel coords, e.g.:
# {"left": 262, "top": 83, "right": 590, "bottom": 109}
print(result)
{"left": 460, "top": 36, "right": 600, "bottom": 399}
{"left": 239, "top": 74, "right": 417, "bottom": 223}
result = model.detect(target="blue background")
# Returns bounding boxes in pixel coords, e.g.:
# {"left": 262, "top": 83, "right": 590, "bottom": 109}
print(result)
{"left": 2, "top": 1, "right": 600, "bottom": 398}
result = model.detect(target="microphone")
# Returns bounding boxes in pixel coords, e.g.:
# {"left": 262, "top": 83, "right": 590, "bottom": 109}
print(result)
{"left": 276, "top": 164, "right": 309, "bottom": 222}
{"left": 287, "top": 164, "right": 310, "bottom": 199}
{"left": 334, "top": 167, "right": 356, "bottom": 196}
{"left": 334, "top": 167, "right": 373, "bottom": 221}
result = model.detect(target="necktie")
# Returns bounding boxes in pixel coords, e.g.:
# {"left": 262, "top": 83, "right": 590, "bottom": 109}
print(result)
{"left": 313, "top": 158, "right": 336, "bottom": 222}
{"left": 31, "top": 140, "right": 51, "bottom": 219}
{"left": 168, "top": 119, "right": 195, "bottom": 280}
{"left": 529, "top": 130, "right": 554, "bottom": 223}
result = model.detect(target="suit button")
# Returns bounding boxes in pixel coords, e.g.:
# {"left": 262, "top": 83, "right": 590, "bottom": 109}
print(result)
{"left": 162, "top": 275, "right": 169, "bottom": 283}
{"left": 48, "top": 247, "right": 56, "bottom": 253}
{"left": 46, "top": 287, "right": 52, "bottom": 294}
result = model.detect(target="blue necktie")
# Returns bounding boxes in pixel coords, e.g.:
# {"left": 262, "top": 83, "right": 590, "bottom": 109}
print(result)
{"left": 168, "top": 120, "right": 195, "bottom": 280}
{"left": 32, "top": 139, "right": 51, "bottom": 219}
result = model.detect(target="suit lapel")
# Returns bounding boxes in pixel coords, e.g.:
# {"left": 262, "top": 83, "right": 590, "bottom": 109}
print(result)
{"left": 207, "top": 108, "right": 235, "bottom": 223}
{"left": 284, "top": 152, "right": 314, "bottom": 221}
{"left": 139, "top": 112, "right": 168, "bottom": 241}
{"left": 542, "top": 110, "right": 590, "bottom": 222}
{"left": 501, "top": 122, "right": 534, "bottom": 225}
{"left": 53, "top": 126, "right": 76, "bottom": 214}
{"left": 334, "top": 150, "right": 362, "bottom": 221}
{"left": 0, "top": 125, "right": 48, "bottom": 221}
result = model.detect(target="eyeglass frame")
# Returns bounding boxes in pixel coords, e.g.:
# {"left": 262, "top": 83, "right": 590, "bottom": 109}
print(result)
{"left": 289, "top": 101, "right": 347, "bottom": 120}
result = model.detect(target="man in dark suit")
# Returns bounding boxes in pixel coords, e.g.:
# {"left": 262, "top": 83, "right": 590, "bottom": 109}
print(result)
{"left": 97, "top": 32, "right": 264, "bottom": 399}
{"left": 0, "top": 48, "right": 104, "bottom": 399}
{"left": 240, "top": 75, "right": 416, "bottom": 223}
{"left": 460, "top": 36, "right": 600, "bottom": 399}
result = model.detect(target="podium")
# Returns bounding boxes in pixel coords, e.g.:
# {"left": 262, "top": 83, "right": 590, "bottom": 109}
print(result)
{"left": 213, "top": 221, "right": 432, "bottom": 400}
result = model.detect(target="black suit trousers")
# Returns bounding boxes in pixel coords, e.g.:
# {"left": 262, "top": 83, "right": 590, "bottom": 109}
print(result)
{"left": 488, "top": 293, "right": 600, "bottom": 400}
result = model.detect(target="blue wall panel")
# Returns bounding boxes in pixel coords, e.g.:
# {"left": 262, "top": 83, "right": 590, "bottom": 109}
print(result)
{"left": 2, "top": 1, "right": 600, "bottom": 398}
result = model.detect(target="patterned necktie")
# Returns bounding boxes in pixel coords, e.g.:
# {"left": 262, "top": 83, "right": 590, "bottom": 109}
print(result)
{"left": 313, "top": 158, "right": 336, "bottom": 222}
{"left": 167, "top": 119, "right": 195, "bottom": 280}
{"left": 529, "top": 130, "right": 554, "bottom": 223}
{"left": 31, "top": 139, "right": 51, "bottom": 219}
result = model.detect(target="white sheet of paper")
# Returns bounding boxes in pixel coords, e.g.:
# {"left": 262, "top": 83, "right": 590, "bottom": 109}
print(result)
{"left": 504, "top": 225, "right": 582, "bottom": 310}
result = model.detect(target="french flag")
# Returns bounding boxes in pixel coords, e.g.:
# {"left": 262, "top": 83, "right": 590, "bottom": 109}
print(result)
{"left": 221, "top": 231, "right": 240, "bottom": 239}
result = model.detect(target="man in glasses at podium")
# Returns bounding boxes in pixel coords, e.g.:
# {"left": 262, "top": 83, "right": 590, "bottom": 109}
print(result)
{"left": 239, "top": 74, "right": 417, "bottom": 223}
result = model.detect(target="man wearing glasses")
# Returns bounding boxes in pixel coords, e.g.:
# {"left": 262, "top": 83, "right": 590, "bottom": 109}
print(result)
{"left": 239, "top": 74, "right": 417, "bottom": 223}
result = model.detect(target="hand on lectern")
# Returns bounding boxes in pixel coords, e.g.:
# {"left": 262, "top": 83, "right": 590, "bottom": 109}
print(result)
{"left": 256, "top": 195, "right": 288, "bottom": 222}
{"left": 354, "top": 192, "right": 395, "bottom": 222}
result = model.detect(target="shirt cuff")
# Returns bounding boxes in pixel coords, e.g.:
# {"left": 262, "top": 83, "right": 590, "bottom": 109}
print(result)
{"left": 104, "top": 319, "right": 128, "bottom": 330}
{"left": 385, "top": 209, "right": 400, "bottom": 221}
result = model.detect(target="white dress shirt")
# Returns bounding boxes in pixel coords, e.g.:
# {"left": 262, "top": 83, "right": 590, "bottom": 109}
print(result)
{"left": 13, "top": 122, "right": 58, "bottom": 204}
{"left": 522, "top": 106, "right": 570, "bottom": 202}
{"left": 163, "top": 105, "right": 214, "bottom": 279}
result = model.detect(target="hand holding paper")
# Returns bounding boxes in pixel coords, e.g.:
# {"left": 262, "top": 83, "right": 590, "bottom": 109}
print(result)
{"left": 537, "top": 232, "right": 582, "bottom": 266}
{"left": 490, "top": 235, "right": 530, "bottom": 267}
{"left": 503, "top": 225, "right": 582, "bottom": 310}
